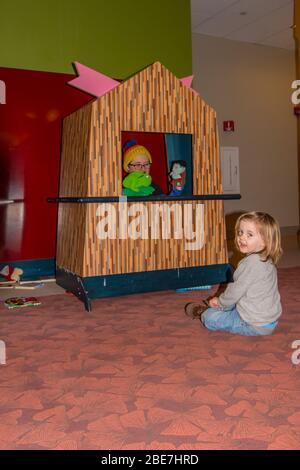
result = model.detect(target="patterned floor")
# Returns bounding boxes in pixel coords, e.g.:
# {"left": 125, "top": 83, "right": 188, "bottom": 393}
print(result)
{"left": 0, "top": 267, "right": 300, "bottom": 450}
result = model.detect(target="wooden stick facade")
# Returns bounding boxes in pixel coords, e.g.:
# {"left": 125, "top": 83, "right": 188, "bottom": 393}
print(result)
{"left": 56, "top": 62, "right": 230, "bottom": 307}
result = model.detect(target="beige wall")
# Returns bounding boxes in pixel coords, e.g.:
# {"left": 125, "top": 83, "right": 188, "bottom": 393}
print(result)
{"left": 192, "top": 33, "right": 299, "bottom": 228}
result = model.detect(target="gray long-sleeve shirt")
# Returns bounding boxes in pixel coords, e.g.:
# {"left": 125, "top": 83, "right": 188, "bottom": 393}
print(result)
{"left": 219, "top": 253, "right": 282, "bottom": 327}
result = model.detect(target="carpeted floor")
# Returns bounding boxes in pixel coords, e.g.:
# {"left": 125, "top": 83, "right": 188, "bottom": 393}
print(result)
{"left": 0, "top": 267, "right": 300, "bottom": 450}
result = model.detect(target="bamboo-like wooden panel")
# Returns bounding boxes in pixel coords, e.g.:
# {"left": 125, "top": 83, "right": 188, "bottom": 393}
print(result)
{"left": 57, "top": 62, "right": 227, "bottom": 277}
{"left": 56, "top": 203, "right": 87, "bottom": 273}
{"left": 87, "top": 62, "right": 222, "bottom": 197}
{"left": 79, "top": 200, "right": 227, "bottom": 277}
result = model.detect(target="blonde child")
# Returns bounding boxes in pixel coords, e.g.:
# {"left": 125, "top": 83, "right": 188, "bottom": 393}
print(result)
{"left": 185, "top": 212, "right": 283, "bottom": 336}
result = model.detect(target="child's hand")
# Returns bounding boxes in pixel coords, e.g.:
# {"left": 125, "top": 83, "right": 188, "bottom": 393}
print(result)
{"left": 209, "top": 297, "right": 220, "bottom": 309}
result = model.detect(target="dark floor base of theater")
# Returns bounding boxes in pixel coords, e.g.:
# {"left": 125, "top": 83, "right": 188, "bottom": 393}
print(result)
{"left": 56, "top": 264, "right": 233, "bottom": 312}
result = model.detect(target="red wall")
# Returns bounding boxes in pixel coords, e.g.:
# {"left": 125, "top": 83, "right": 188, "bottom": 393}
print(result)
{"left": 0, "top": 67, "right": 93, "bottom": 262}
{"left": 0, "top": 69, "right": 172, "bottom": 263}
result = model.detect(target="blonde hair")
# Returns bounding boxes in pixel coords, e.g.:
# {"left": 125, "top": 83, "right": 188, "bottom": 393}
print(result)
{"left": 234, "top": 211, "right": 283, "bottom": 265}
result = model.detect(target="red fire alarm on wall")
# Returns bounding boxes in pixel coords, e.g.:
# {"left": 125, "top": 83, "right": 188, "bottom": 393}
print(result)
{"left": 294, "top": 106, "right": 300, "bottom": 116}
{"left": 223, "top": 120, "right": 235, "bottom": 132}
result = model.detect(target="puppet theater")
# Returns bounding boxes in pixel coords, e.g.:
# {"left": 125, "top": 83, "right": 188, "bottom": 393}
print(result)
{"left": 54, "top": 61, "right": 240, "bottom": 310}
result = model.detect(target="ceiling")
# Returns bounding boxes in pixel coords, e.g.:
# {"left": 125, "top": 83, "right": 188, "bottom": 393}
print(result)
{"left": 191, "top": 0, "right": 295, "bottom": 50}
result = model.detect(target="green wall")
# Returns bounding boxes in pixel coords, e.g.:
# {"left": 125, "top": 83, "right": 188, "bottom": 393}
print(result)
{"left": 0, "top": 0, "right": 192, "bottom": 78}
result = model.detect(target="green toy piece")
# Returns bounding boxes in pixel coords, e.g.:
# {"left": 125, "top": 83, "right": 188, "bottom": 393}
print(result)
{"left": 122, "top": 171, "right": 155, "bottom": 196}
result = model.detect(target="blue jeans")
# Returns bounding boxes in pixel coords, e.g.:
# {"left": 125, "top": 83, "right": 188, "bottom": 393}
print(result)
{"left": 201, "top": 306, "right": 276, "bottom": 336}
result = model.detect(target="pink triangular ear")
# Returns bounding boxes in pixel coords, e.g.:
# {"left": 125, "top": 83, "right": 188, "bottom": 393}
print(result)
{"left": 180, "top": 75, "right": 194, "bottom": 88}
{"left": 68, "top": 62, "right": 120, "bottom": 97}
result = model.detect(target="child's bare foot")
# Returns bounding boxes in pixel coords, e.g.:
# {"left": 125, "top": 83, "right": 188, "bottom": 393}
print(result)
{"left": 185, "top": 302, "right": 207, "bottom": 320}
